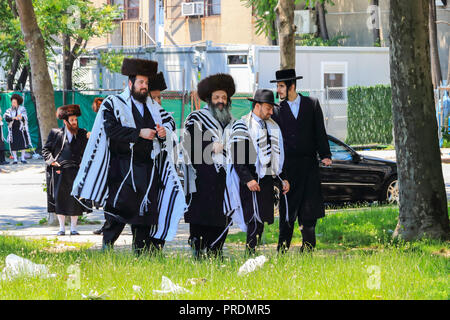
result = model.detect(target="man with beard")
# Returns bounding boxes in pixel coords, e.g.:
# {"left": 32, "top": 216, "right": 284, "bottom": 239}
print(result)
{"left": 181, "top": 73, "right": 235, "bottom": 259}
{"left": 271, "top": 69, "right": 332, "bottom": 253}
{"left": 148, "top": 72, "right": 167, "bottom": 106}
{"left": 42, "top": 105, "right": 90, "bottom": 235}
{"left": 3, "top": 94, "right": 31, "bottom": 164}
{"left": 228, "top": 89, "right": 290, "bottom": 255}
{"left": 72, "top": 58, "right": 184, "bottom": 255}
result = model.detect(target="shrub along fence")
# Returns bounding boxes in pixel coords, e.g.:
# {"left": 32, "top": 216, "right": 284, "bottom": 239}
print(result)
{"left": 345, "top": 85, "right": 393, "bottom": 145}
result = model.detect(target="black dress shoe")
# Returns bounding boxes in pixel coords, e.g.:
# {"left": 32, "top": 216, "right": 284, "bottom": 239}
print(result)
{"left": 21, "top": 160, "right": 27, "bottom": 164}
{"left": 12, "top": 161, "right": 17, "bottom": 165}
{"left": 0, "top": 161, "right": 9, "bottom": 165}
{"left": 70, "top": 231, "right": 80, "bottom": 235}
{"left": 92, "top": 228, "right": 103, "bottom": 235}
{"left": 57, "top": 231, "right": 65, "bottom": 236}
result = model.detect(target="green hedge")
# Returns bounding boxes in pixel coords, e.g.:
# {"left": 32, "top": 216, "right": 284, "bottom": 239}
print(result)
{"left": 346, "top": 85, "right": 393, "bottom": 145}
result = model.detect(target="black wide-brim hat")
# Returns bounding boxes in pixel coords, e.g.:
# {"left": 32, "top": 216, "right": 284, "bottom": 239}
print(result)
{"left": 149, "top": 72, "right": 167, "bottom": 91}
{"left": 247, "top": 89, "right": 279, "bottom": 107}
{"left": 121, "top": 58, "right": 158, "bottom": 77}
{"left": 270, "top": 69, "right": 303, "bottom": 83}
{"left": 197, "top": 73, "right": 236, "bottom": 102}
{"left": 10, "top": 93, "right": 23, "bottom": 105}
{"left": 57, "top": 104, "right": 81, "bottom": 120}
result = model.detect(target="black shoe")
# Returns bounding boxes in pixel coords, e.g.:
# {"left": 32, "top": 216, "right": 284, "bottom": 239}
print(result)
{"left": 70, "top": 231, "right": 80, "bottom": 235}
{"left": 0, "top": 161, "right": 9, "bottom": 165}
{"left": 57, "top": 231, "right": 65, "bottom": 236}
{"left": 21, "top": 160, "right": 27, "bottom": 164}
{"left": 93, "top": 227, "right": 103, "bottom": 235}
{"left": 12, "top": 161, "right": 17, "bottom": 165}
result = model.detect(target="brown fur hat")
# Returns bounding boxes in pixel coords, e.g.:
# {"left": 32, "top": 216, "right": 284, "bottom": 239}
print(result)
{"left": 92, "top": 97, "right": 104, "bottom": 113}
{"left": 121, "top": 58, "right": 158, "bottom": 77}
{"left": 11, "top": 93, "right": 23, "bottom": 105}
{"left": 149, "top": 72, "right": 167, "bottom": 91}
{"left": 197, "top": 73, "right": 235, "bottom": 102}
{"left": 56, "top": 104, "right": 81, "bottom": 120}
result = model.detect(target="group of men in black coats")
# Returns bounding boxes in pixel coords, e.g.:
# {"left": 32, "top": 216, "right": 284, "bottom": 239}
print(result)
{"left": 39, "top": 56, "right": 331, "bottom": 258}
{"left": 183, "top": 68, "right": 331, "bottom": 258}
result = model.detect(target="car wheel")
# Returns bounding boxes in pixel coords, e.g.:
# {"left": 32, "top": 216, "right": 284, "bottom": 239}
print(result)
{"left": 380, "top": 176, "right": 399, "bottom": 204}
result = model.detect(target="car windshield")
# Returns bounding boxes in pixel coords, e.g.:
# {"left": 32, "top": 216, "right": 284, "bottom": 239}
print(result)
{"left": 329, "top": 140, "right": 353, "bottom": 161}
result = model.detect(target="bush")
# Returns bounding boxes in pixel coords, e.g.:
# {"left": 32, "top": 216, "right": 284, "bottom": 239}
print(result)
{"left": 346, "top": 85, "right": 393, "bottom": 145}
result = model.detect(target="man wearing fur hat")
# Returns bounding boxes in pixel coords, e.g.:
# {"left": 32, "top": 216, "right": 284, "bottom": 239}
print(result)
{"left": 148, "top": 72, "right": 167, "bottom": 106}
{"left": 228, "top": 89, "right": 290, "bottom": 255}
{"left": 42, "top": 104, "right": 90, "bottom": 235}
{"left": 72, "top": 58, "right": 184, "bottom": 255}
{"left": 271, "top": 69, "right": 332, "bottom": 253}
{"left": 3, "top": 94, "right": 31, "bottom": 164}
{"left": 181, "top": 73, "right": 236, "bottom": 259}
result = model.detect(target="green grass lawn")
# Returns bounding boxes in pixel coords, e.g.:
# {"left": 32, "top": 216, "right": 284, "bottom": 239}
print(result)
{"left": 0, "top": 205, "right": 448, "bottom": 300}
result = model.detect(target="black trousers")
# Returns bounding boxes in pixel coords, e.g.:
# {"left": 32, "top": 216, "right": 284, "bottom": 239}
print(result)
{"left": 0, "top": 150, "right": 6, "bottom": 163}
{"left": 277, "top": 210, "right": 317, "bottom": 252}
{"left": 189, "top": 223, "right": 228, "bottom": 258}
{"left": 103, "top": 214, "right": 165, "bottom": 254}
{"left": 246, "top": 220, "right": 264, "bottom": 253}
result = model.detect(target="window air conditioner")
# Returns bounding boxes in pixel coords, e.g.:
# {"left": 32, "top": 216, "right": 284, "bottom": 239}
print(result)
{"left": 182, "top": 2, "right": 204, "bottom": 17}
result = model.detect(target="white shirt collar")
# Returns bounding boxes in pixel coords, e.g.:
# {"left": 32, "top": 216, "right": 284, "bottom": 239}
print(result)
{"left": 287, "top": 94, "right": 301, "bottom": 106}
{"left": 65, "top": 126, "right": 73, "bottom": 143}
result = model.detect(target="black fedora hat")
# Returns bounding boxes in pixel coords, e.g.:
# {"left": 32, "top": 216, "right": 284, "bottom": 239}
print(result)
{"left": 148, "top": 72, "right": 167, "bottom": 91}
{"left": 270, "top": 69, "right": 303, "bottom": 83}
{"left": 247, "top": 89, "right": 279, "bottom": 106}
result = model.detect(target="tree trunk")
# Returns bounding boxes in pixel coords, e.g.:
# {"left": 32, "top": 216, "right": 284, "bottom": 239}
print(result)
{"left": 15, "top": 0, "right": 57, "bottom": 148}
{"left": 6, "top": 50, "right": 22, "bottom": 90}
{"left": 371, "top": 0, "right": 381, "bottom": 46}
{"left": 429, "top": 0, "right": 442, "bottom": 88}
{"left": 275, "top": 0, "right": 296, "bottom": 69}
{"left": 15, "top": 65, "right": 29, "bottom": 91}
{"left": 63, "top": 34, "right": 74, "bottom": 92}
{"left": 316, "top": 1, "right": 329, "bottom": 41}
{"left": 389, "top": 0, "right": 450, "bottom": 241}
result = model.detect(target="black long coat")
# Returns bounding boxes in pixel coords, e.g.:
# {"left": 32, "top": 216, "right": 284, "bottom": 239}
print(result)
{"left": 102, "top": 100, "right": 160, "bottom": 226}
{"left": 272, "top": 94, "right": 331, "bottom": 223}
{"left": 183, "top": 116, "right": 229, "bottom": 228}
{"left": 42, "top": 127, "right": 90, "bottom": 216}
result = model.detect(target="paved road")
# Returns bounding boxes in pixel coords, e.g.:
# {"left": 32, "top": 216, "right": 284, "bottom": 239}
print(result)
{"left": 1, "top": 157, "right": 450, "bottom": 251}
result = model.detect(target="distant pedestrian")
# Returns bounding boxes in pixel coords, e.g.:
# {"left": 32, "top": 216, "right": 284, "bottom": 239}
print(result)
{"left": 42, "top": 104, "right": 91, "bottom": 236}
{"left": 0, "top": 113, "right": 9, "bottom": 165}
{"left": 3, "top": 94, "right": 31, "bottom": 164}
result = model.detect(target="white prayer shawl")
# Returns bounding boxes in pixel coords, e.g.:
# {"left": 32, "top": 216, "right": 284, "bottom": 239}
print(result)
{"left": 180, "top": 107, "right": 234, "bottom": 196}
{"left": 3, "top": 106, "right": 32, "bottom": 148}
{"left": 71, "top": 86, "right": 185, "bottom": 241}
{"left": 225, "top": 112, "right": 286, "bottom": 233}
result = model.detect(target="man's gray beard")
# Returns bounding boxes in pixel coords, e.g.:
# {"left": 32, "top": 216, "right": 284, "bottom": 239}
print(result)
{"left": 209, "top": 102, "right": 232, "bottom": 126}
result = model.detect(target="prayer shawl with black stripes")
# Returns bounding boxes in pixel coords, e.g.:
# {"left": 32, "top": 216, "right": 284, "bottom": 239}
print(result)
{"left": 225, "top": 112, "right": 287, "bottom": 232}
{"left": 3, "top": 106, "right": 32, "bottom": 148}
{"left": 180, "top": 107, "right": 236, "bottom": 227}
{"left": 71, "top": 87, "right": 185, "bottom": 241}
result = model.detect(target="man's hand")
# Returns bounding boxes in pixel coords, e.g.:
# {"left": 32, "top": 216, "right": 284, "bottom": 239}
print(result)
{"left": 247, "top": 180, "right": 261, "bottom": 192}
{"left": 17, "top": 114, "right": 22, "bottom": 120}
{"left": 282, "top": 180, "right": 290, "bottom": 195}
{"left": 212, "top": 142, "right": 224, "bottom": 154}
{"left": 156, "top": 124, "right": 166, "bottom": 139}
{"left": 86, "top": 132, "right": 91, "bottom": 139}
{"left": 51, "top": 161, "right": 60, "bottom": 167}
{"left": 321, "top": 158, "right": 332, "bottom": 166}
{"left": 140, "top": 128, "right": 157, "bottom": 140}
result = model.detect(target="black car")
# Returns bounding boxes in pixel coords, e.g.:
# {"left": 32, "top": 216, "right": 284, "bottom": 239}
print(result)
{"left": 320, "top": 135, "right": 398, "bottom": 204}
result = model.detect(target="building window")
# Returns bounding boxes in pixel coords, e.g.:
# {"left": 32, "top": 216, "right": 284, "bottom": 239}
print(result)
{"left": 321, "top": 62, "right": 347, "bottom": 101}
{"left": 207, "top": 0, "right": 221, "bottom": 16}
{"left": 227, "top": 55, "right": 248, "bottom": 65}
{"left": 108, "top": 0, "right": 139, "bottom": 20}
